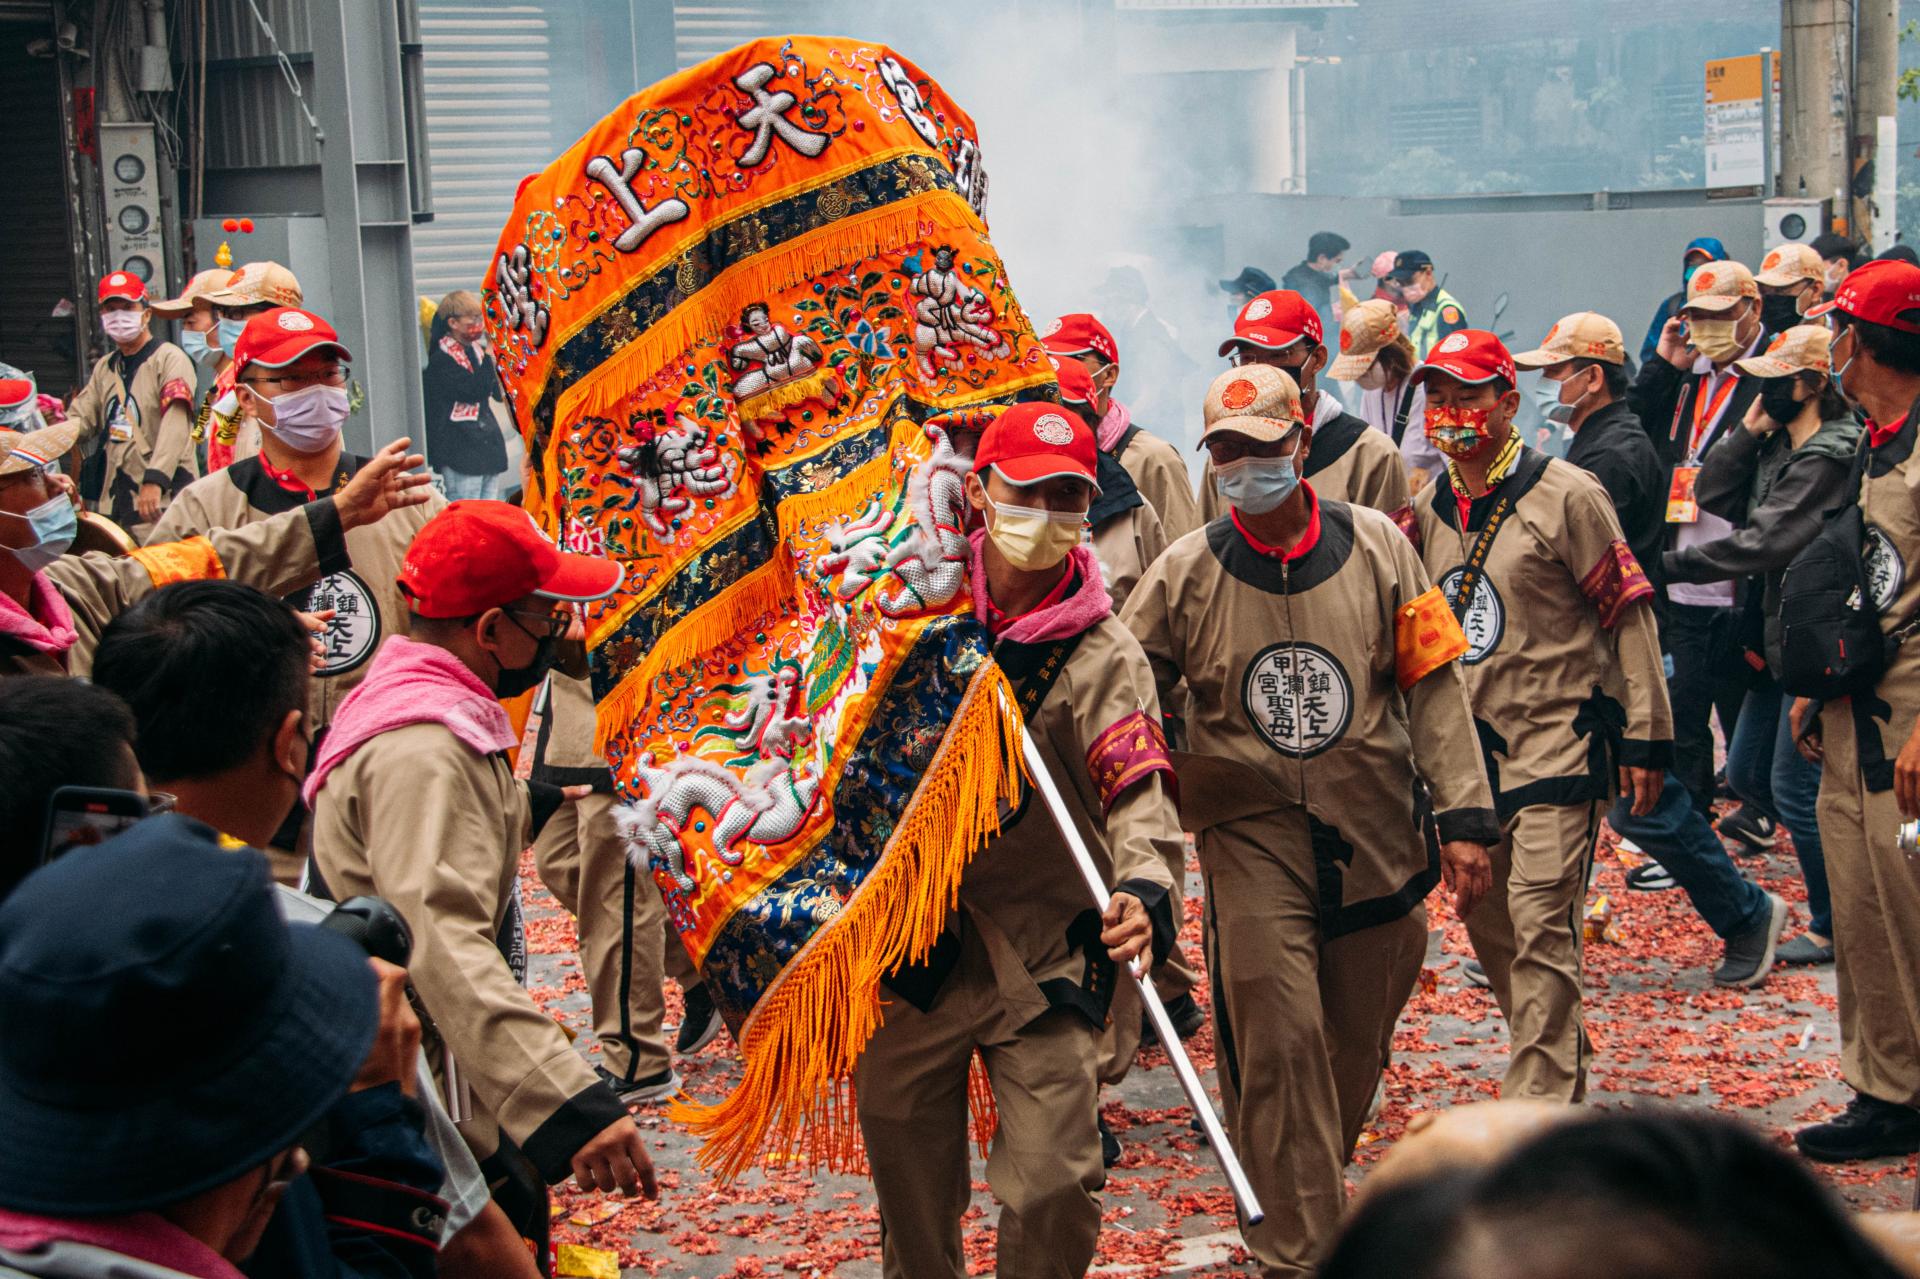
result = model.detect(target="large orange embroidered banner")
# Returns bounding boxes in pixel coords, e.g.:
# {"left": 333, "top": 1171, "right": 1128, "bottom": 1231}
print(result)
{"left": 484, "top": 37, "right": 1052, "bottom": 1178}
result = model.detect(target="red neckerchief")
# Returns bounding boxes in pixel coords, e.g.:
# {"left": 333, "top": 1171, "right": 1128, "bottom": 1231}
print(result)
{"left": 1230, "top": 482, "right": 1321, "bottom": 562}
{"left": 1869, "top": 413, "right": 1909, "bottom": 449}
{"left": 983, "top": 563, "right": 1079, "bottom": 636}
{"left": 258, "top": 450, "right": 348, "bottom": 502}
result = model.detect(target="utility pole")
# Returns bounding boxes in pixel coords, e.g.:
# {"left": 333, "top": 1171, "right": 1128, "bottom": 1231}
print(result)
{"left": 1853, "top": 0, "right": 1898, "bottom": 248}
{"left": 1780, "top": 0, "right": 1854, "bottom": 229}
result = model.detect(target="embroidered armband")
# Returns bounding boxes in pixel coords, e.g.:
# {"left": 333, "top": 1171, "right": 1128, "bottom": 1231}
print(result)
{"left": 128, "top": 536, "right": 226, "bottom": 587}
{"left": 1578, "top": 538, "right": 1653, "bottom": 630}
{"left": 1389, "top": 502, "right": 1420, "bottom": 551}
{"left": 1085, "top": 710, "right": 1176, "bottom": 814}
{"left": 1395, "top": 585, "right": 1468, "bottom": 691}
{"left": 159, "top": 377, "right": 194, "bottom": 410}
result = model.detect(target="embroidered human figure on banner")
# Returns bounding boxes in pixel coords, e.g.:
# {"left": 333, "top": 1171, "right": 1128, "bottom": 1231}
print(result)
{"left": 733, "top": 63, "right": 831, "bottom": 166}
{"left": 728, "top": 303, "right": 826, "bottom": 401}
{"left": 613, "top": 414, "right": 740, "bottom": 538}
{"left": 585, "top": 148, "right": 692, "bottom": 253}
{"left": 910, "top": 246, "right": 1008, "bottom": 377}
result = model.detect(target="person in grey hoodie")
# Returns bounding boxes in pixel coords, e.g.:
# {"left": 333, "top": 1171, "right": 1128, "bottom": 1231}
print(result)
{"left": 1663, "top": 325, "right": 1863, "bottom": 965}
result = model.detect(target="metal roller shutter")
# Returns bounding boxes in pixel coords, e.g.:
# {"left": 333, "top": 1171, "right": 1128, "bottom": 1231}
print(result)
{"left": 410, "top": 1, "right": 557, "bottom": 300}
{"left": 0, "top": 19, "right": 77, "bottom": 395}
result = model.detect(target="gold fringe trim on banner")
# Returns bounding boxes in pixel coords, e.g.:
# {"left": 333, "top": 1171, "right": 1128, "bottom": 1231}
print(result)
{"left": 668, "top": 661, "right": 1027, "bottom": 1180}
{"left": 591, "top": 542, "right": 799, "bottom": 757}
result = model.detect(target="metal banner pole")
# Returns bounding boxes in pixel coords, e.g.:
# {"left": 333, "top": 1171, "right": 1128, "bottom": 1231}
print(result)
{"left": 1013, "top": 717, "right": 1265, "bottom": 1226}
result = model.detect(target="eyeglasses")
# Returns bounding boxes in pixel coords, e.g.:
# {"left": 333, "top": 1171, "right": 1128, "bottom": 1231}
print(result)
{"left": 504, "top": 608, "right": 570, "bottom": 642}
{"left": 244, "top": 367, "right": 348, "bottom": 390}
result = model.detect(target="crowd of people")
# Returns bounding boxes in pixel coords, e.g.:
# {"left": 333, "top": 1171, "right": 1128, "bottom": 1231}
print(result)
{"left": 4, "top": 220, "right": 1920, "bottom": 1279}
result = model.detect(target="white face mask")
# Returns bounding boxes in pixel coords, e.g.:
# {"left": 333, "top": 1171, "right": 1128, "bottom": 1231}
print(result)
{"left": 100, "top": 310, "right": 144, "bottom": 343}
{"left": 1356, "top": 361, "right": 1390, "bottom": 391}
{"left": 258, "top": 383, "right": 350, "bottom": 453}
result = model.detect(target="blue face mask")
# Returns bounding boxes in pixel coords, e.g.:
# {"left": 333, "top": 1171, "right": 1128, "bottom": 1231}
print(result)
{"left": 2, "top": 493, "right": 78, "bottom": 573}
{"left": 217, "top": 317, "right": 247, "bottom": 353}
{"left": 180, "top": 327, "right": 219, "bottom": 367}
{"left": 1213, "top": 450, "right": 1301, "bottom": 516}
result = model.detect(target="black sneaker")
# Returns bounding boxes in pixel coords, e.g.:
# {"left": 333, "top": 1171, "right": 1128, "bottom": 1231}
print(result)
{"left": 1712, "top": 892, "right": 1787, "bottom": 988}
{"left": 1625, "top": 860, "right": 1676, "bottom": 892}
{"left": 1714, "top": 768, "right": 1734, "bottom": 801}
{"left": 1776, "top": 933, "right": 1836, "bottom": 966}
{"left": 1098, "top": 1114, "right": 1122, "bottom": 1167}
{"left": 595, "top": 1063, "right": 680, "bottom": 1104}
{"left": 1461, "top": 958, "right": 1490, "bottom": 989}
{"left": 673, "top": 982, "right": 724, "bottom": 1055}
{"left": 1795, "top": 1093, "right": 1920, "bottom": 1163}
{"left": 1716, "top": 806, "right": 1777, "bottom": 853}
{"left": 1141, "top": 991, "right": 1208, "bottom": 1047}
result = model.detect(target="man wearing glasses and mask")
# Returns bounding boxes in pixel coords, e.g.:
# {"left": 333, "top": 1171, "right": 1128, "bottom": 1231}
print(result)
{"left": 148, "top": 307, "right": 445, "bottom": 878}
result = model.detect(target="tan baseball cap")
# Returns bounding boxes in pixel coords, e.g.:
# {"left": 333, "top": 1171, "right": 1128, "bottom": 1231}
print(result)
{"left": 150, "top": 268, "right": 238, "bottom": 318}
{"left": 1681, "top": 260, "right": 1759, "bottom": 314}
{"left": 1199, "top": 364, "right": 1304, "bottom": 446}
{"left": 1734, "top": 324, "right": 1832, "bottom": 379}
{"left": 1754, "top": 243, "right": 1825, "bottom": 289}
{"left": 205, "top": 261, "right": 304, "bottom": 309}
{"left": 1511, "top": 312, "right": 1626, "bottom": 369}
{"left": 0, "top": 419, "right": 78, "bottom": 478}
{"left": 1328, "top": 299, "right": 1413, "bottom": 381}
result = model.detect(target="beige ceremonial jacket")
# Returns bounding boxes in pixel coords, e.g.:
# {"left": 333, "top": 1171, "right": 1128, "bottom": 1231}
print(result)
{"left": 149, "top": 452, "right": 445, "bottom": 728}
{"left": 1123, "top": 491, "right": 1497, "bottom": 935}
{"left": 887, "top": 601, "right": 1181, "bottom": 1040}
{"left": 65, "top": 339, "right": 199, "bottom": 522}
{"left": 1114, "top": 425, "right": 1201, "bottom": 542}
{"left": 2, "top": 504, "right": 335, "bottom": 678}
{"left": 1410, "top": 444, "right": 1673, "bottom": 817}
{"left": 1840, "top": 416, "right": 1920, "bottom": 786}
{"left": 311, "top": 721, "right": 628, "bottom": 1182}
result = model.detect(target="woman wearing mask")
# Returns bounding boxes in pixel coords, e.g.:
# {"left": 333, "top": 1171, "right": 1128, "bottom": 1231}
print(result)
{"left": 1755, "top": 245, "right": 1829, "bottom": 340}
{"left": 1330, "top": 298, "right": 1444, "bottom": 486}
{"left": 1662, "top": 327, "right": 1861, "bottom": 966}
{"left": 423, "top": 291, "right": 509, "bottom": 500}
{"left": 147, "top": 306, "right": 444, "bottom": 875}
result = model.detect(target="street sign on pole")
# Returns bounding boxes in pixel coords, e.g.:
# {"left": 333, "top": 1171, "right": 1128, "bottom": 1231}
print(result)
{"left": 1705, "top": 51, "right": 1781, "bottom": 191}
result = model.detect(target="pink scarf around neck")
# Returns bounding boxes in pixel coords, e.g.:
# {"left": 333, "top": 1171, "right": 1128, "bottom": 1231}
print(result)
{"left": 1095, "top": 397, "right": 1131, "bottom": 453}
{"left": 0, "top": 571, "right": 78, "bottom": 656}
{"left": 968, "top": 529, "right": 1112, "bottom": 645}
{"left": 302, "top": 636, "right": 517, "bottom": 808}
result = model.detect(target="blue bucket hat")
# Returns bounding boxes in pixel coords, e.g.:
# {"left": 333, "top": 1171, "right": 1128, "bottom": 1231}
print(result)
{"left": 0, "top": 815, "right": 377, "bottom": 1213}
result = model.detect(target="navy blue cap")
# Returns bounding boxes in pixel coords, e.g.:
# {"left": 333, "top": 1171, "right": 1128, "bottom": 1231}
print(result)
{"left": 1387, "top": 250, "right": 1434, "bottom": 282}
{"left": 0, "top": 814, "right": 377, "bottom": 1213}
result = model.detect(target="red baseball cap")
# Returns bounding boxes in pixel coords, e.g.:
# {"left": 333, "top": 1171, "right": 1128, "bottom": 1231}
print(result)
{"left": 398, "top": 501, "right": 624, "bottom": 619}
{"left": 972, "top": 401, "right": 1100, "bottom": 489}
{"left": 1411, "top": 329, "right": 1518, "bottom": 388}
{"left": 1218, "top": 289, "right": 1322, "bottom": 357}
{"left": 1808, "top": 259, "right": 1920, "bottom": 334}
{"left": 1040, "top": 313, "right": 1119, "bottom": 366}
{"left": 97, "top": 271, "right": 147, "bottom": 303}
{"left": 231, "top": 307, "right": 354, "bottom": 376}
{"left": 1047, "top": 353, "right": 1098, "bottom": 407}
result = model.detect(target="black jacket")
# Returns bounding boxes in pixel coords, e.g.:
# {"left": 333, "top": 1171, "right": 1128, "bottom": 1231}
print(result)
{"left": 1626, "top": 349, "right": 1764, "bottom": 474}
{"left": 421, "top": 316, "right": 508, "bottom": 478}
{"left": 242, "top": 1083, "right": 449, "bottom": 1279}
{"left": 1563, "top": 399, "right": 1667, "bottom": 601}
{"left": 1282, "top": 260, "right": 1340, "bottom": 338}
{"left": 1663, "top": 413, "right": 1864, "bottom": 672}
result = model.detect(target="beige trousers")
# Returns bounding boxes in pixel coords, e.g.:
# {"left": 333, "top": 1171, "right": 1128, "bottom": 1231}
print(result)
{"left": 1820, "top": 700, "right": 1920, "bottom": 1106}
{"left": 855, "top": 926, "right": 1106, "bottom": 1279}
{"left": 1463, "top": 799, "right": 1603, "bottom": 1103}
{"left": 1200, "top": 816, "right": 1427, "bottom": 1279}
{"left": 532, "top": 790, "right": 696, "bottom": 1083}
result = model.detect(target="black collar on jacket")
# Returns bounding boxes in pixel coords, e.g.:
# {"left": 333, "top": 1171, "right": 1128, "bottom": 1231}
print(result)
{"left": 224, "top": 452, "right": 369, "bottom": 515}
{"left": 1204, "top": 497, "right": 1355, "bottom": 594}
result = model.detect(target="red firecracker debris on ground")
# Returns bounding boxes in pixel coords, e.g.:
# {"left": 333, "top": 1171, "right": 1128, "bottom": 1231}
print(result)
{"left": 518, "top": 802, "right": 1907, "bottom": 1277}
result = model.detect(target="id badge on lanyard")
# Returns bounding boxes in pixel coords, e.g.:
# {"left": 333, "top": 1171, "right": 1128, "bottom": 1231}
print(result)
{"left": 1667, "top": 374, "right": 1738, "bottom": 524}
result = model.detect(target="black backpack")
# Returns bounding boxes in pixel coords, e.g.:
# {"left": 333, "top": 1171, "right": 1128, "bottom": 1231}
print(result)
{"left": 1776, "top": 440, "right": 1918, "bottom": 697}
